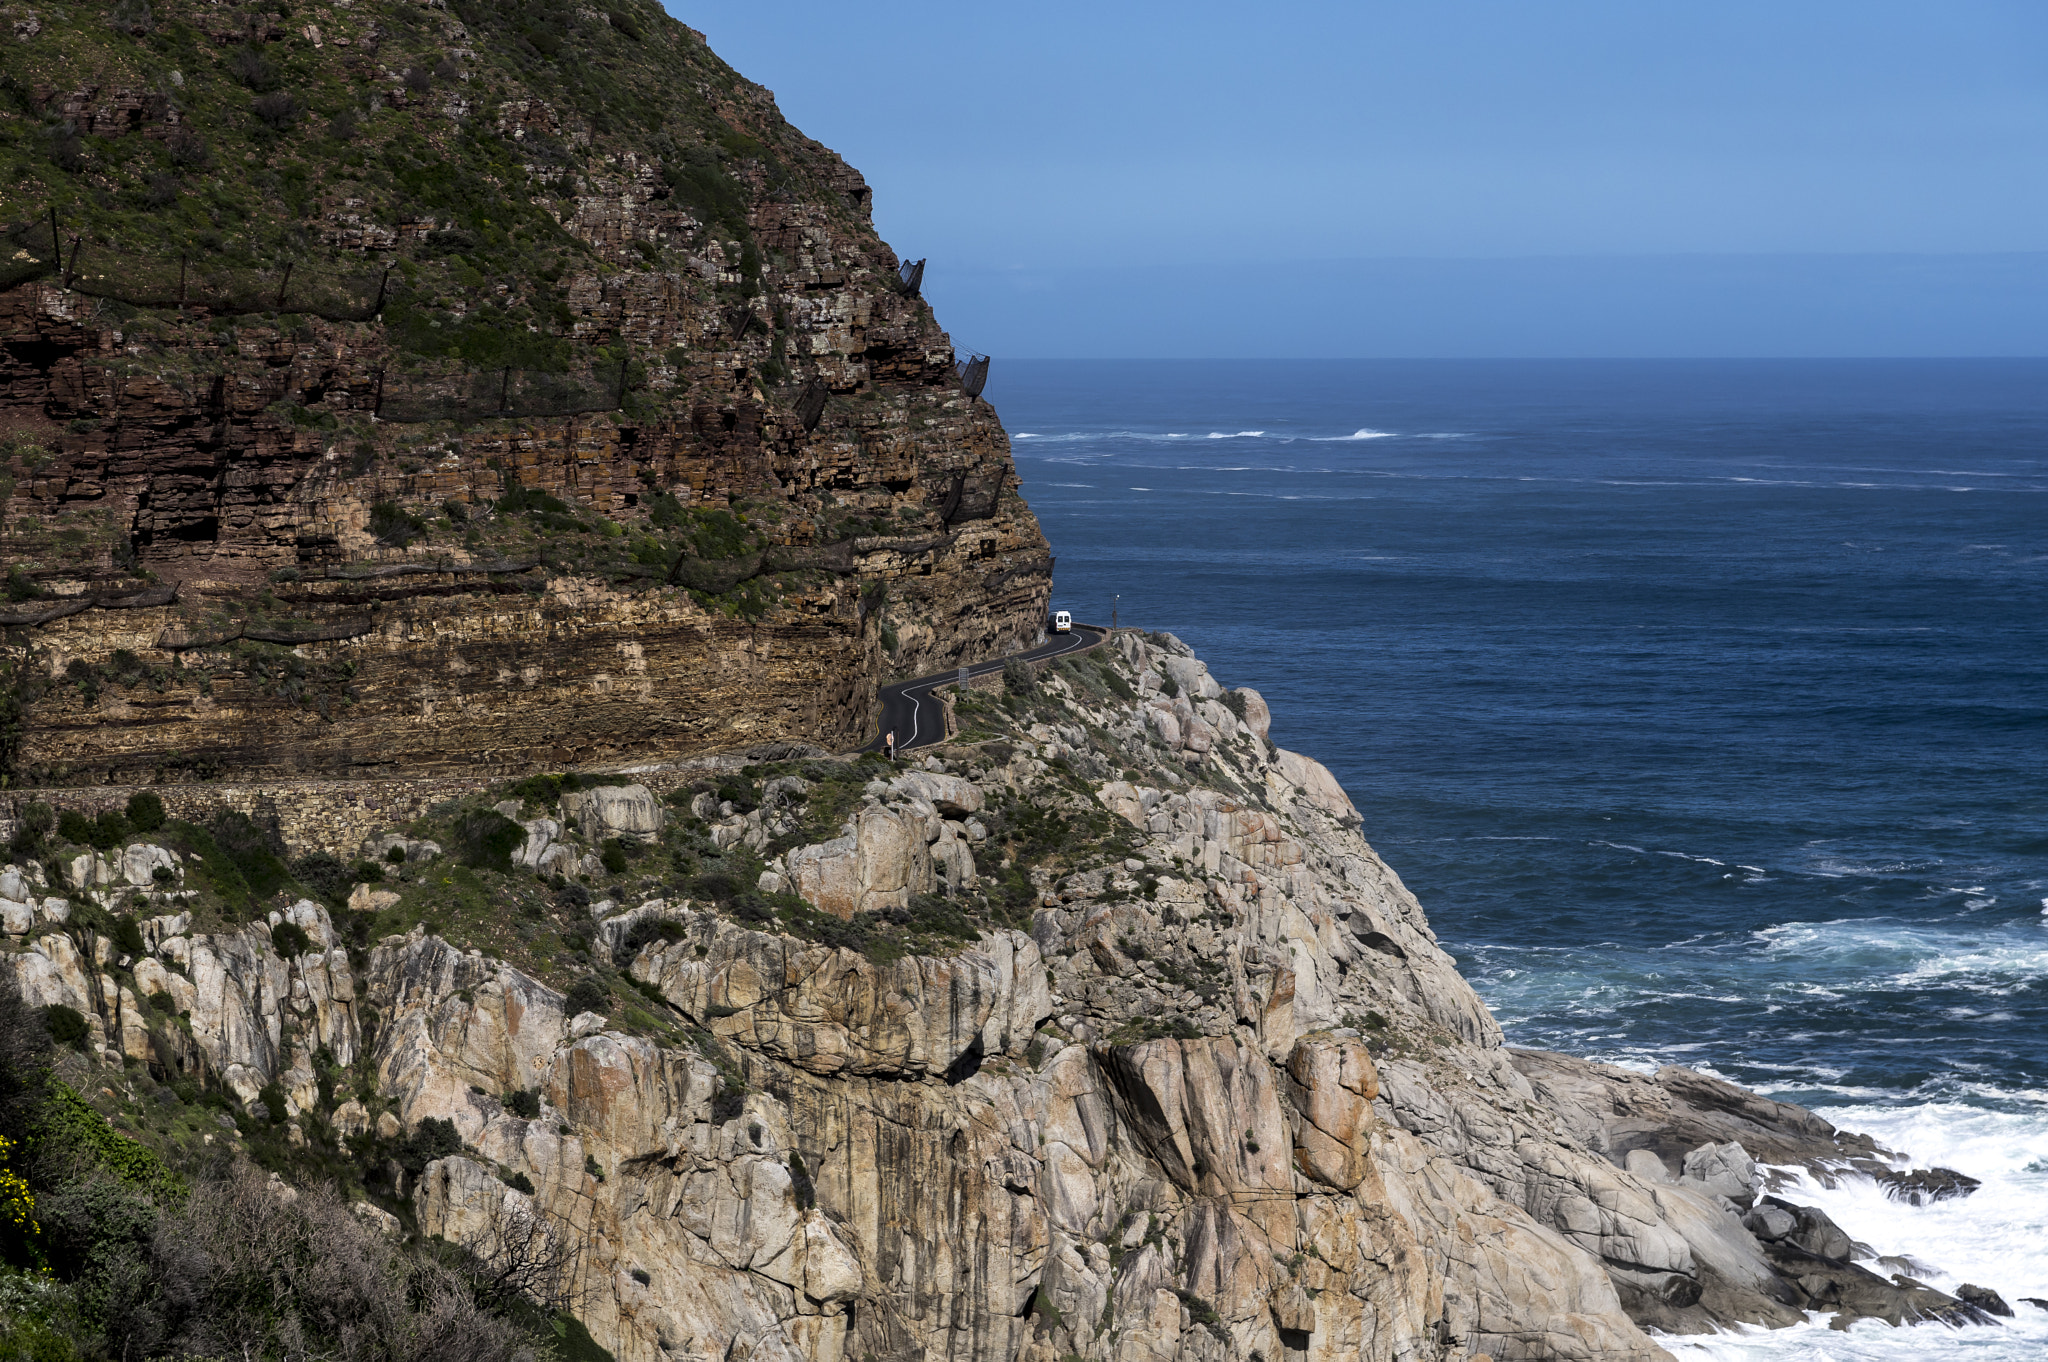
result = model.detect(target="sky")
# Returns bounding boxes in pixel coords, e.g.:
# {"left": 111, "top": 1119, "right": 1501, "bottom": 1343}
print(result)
{"left": 669, "top": 1, "right": 2048, "bottom": 357}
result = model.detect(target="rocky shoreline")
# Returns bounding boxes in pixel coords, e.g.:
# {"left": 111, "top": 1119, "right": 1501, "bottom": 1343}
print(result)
{"left": 1, "top": 629, "right": 2009, "bottom": 1361}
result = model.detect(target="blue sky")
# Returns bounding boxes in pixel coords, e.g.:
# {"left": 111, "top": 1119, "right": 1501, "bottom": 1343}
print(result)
{"left": 671, "top": 1, "right": 2048, "bottom": 357}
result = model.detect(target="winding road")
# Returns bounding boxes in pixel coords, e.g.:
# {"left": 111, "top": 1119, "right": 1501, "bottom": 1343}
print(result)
{"left": 862, "top": 624, "right": 1108, "bottom": 754}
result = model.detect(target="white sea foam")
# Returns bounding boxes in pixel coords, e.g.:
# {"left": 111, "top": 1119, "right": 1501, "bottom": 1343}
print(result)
{"left": 1666, "top": 1097, "right": 2048, "bottom": 1359}
{"left": 1204, "top": 430, "right": 1266, "bottom": 438}
{"left": 1307, "top": 427, "right": 1400, "bottom": 441}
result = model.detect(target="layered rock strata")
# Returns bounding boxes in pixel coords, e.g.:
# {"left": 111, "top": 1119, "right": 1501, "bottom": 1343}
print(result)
{"left": 2, "top": 631, "right": 2000, "bottom": 1361}
{"left": 0, "top": 0, "right": 1050, "bottom": 783}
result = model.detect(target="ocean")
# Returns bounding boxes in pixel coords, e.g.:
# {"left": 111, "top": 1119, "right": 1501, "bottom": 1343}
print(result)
{"left": 985, "top": 358, "right": 2048, "bottom": 1356}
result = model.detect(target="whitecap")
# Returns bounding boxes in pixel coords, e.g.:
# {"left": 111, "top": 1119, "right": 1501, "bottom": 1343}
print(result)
{"left": 1204, "top": 430, "right": 1266, "bottom": 439}
{"left": 1307, "top": 428, "right": 1400, "bottom": 441}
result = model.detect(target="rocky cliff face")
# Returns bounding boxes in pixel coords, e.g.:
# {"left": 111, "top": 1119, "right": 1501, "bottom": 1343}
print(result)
{"left": 4, "top": 632, "right": 2001, "bottom": 1362}
{"left": 0, "top": 0, "right": 1050, "bottom": 783}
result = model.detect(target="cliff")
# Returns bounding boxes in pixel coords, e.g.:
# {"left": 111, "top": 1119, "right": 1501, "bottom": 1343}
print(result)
{"left": 0, "top": 0, "right": 1050, "bottom": 784}
{"left": 2, "top": 631, "right": 2002, "bottom": 1361}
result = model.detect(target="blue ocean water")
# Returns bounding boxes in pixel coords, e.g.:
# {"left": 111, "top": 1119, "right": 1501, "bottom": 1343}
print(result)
{"left": 988, "top": 359, "right": 2048, "bottom": 1344}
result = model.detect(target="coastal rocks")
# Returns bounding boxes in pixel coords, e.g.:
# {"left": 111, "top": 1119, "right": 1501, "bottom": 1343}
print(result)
{"left": 1957, "top": 1284, "right": 2014, "bottom": 1317}
{"left": 9, "top": 630, "right": 1999, "bottom": 1362}
{"left": 1235, "top": 687, "right": 1273, "bottom": 744}
{"left": 1270, "top": 749, "right": 1361, "bottom": 826}
{"left": 1507, "top": 1049, "right": 1880, "bottom": 1172}
{"left": 1874, "top": 1165, "right": 1981, "bottom": 1205}
{"left": 1679, "top": 1141, "right": 1761, "bottom": 1208}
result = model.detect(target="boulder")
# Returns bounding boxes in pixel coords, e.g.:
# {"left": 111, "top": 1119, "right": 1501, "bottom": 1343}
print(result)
{"left": 1743, "top": 1203, "right": 1797, "bottom": 1241}
{"left": 362, "top": 832, "right": 441, "bottom": 864}
{"left": 1284, "top": 1033, "right": 1378, "bottom": 1190}
{"left": 885, "top": 771, "right": 984, "bottom": 817}
{"left": 1148, "top": 706, "right": 1182, "bottom": 750}
{"left": 1161, "top": 655, "right": 1221, "bottom": 701}
{"left": 1234, "top": 687, "right": 1272, "bottom": 742}
{"left": 560, "top": 784, "right": 663, "bottom": 844}
{"left": 1271, "top": 749, "right": 1361, "bottom": 825}
{"left": 1623, "top": 1149, "right": 1672, "bottom": 1184}
{"left": 347, "top": 881, "right": 400, "bottom": 914}
{"left": 1679, "top": 1141, "right": 1760, "bottom": 1208}
{"left": 1875, "top": 1165, "right": 1981, "bottom": 1205}
{"left": 784, "top": 803, "right": 933, "bottom": 919}
{"left": 633, "top": 914, "right": 1048, "bottom": 1079}
{"left": 1956, "top": 1284, "right": 2013, "bottom": 1317}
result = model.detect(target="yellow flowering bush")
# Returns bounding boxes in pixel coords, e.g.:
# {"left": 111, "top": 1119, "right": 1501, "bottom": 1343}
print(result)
{"left": 0, "top": 1133, "right": 33, "bottom": 1238}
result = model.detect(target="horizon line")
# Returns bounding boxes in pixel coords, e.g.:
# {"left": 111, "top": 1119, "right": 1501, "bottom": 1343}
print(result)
{"left": 982, "top": 354, "right": 2048, "bottom": 362}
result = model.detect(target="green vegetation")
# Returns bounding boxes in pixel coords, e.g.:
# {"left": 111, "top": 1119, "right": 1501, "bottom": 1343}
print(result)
{"left": 0, "top": 973, "right": 611, "bottom": 1360}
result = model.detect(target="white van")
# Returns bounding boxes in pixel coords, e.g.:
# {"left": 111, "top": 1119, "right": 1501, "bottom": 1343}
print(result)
{"left": 1052, "top": 610, "right": 1072, "bottom": 634}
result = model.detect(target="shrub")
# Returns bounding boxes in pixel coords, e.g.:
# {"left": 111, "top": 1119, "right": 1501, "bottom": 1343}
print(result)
{"left": 46, "top": 123, "right": 84, "bottom": 173}
{"left": 564, "top": 978, "right": 608, "bottom": 1016}
{"left": 229, "top": 45, "right": 279, "bottom": 90}
{"left": 124, "top": 791, "right": 165, "bottom": 833}
{"left": 43, "top": 1004, "right": 88, "bottom": 1049}
{"left": 369, "top": 501, "right": 426, "bottom": 547}
{"left": 9, "top": 802, "right": 54, "bottom": 858}
{"left": 454, "top": 809, "right": 526, "bottom": 872}
{"left": 690, "top": 871, "right": 740, "bottom": 904}
{"left": 505, "top": 1089, "right": 541, "bottom": 1120}
{"left": 403, "top": 66, "right": 434, "bottom": 93}
{"left": 143, "top": 171, "right": 180, "bottom": 208}
{"left": 502, "top": 1171, "right": 535, "bottom": 1195}
{"left": 112, "top": 916, "right": 146, "bottom": 957}
{"left": 270, "top": 920, "right": 313, "bottom": 957}
{"left": 614, "top": 916, "right": 683, "bottom": 964}
{"left": 288, "top": 851, "right": 357, "bottom": 903}
{"left": 599, "top": 842, "right": 628, "bottom": 875}
{"left": 1003, "top": 657, "right": 1036, "bottom": 699}
{"left": 167, "top": 130, "right": 210, "bottom": 167}
{"left": 255, "top": 1080, "right": 288, "bottom": 1124}
{"left": 108, "top": 0, "right": 154, "bottom": 34}
{"left": 395, "top": 1115, "right": 463, "bottom": 1176}
{"left": 209, "top": 810, "right": 291, "bottom": 905}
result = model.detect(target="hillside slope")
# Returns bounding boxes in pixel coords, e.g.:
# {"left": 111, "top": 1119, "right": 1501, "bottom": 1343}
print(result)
{"left": 0, "top": 0, "right": 1049, "bottom": 782}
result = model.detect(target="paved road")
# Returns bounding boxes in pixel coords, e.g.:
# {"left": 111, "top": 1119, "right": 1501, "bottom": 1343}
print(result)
{"left": 862, "top": 624, "right": 1108, "bottom": 755}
